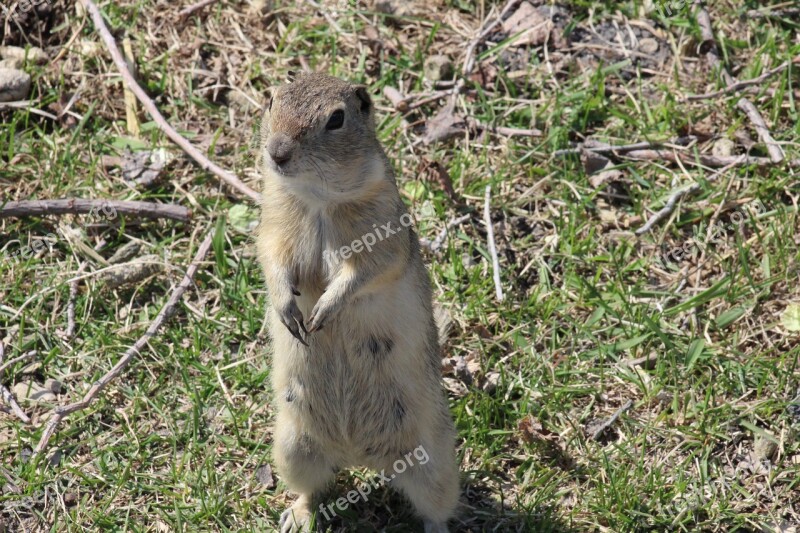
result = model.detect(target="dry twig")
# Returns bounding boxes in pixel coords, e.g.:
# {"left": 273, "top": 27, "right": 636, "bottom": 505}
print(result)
{"left": 178, "top": 0, "right": 222, "bottom": 19}
{"left": 0, "top": 199, "right": 191, "bottom": 222}
{"left": 591, "top": 400, "right": 633, "bottom": 441}
{"left": 34, "top": 231, "right": 215, "bottom": 455}
{"left": 483, "top": 186, "right": 504, "bottom": 302}
{"left": 79, "top": 0, "right": 261, "bottom": 203}
{"left": 0, "top": 343, "right": 32, "bottom": 424}
{"left": 420, "top": 214, "right": 471, "bottom": 252}
{"left": 684, "top": 56, "right": 799, "bottom": 101}
{"left": 635, "top": 157, "right": 745, "bottom": 235}
{"left": 694, "top": 2, "right": 785, "bottom": 163}
{"left": 621, "top": 149, "right": 794, "bottom": 169}
{"left": 66, "top": 263, "right": 86, "bottom": 340}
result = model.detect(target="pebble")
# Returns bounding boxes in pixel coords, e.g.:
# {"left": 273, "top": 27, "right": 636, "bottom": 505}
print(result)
{"left": 0, "top": 68, "right": 31, "bottom": 102}
{"left": 424, "top": 55, "right": 454, "bottom": 82}
{"left": 0, "top": 45, "right": 48, "bottom": 64}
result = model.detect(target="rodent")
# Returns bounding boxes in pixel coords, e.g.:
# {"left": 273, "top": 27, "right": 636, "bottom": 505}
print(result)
{"left": 255, "top": 72, "right": 459, "bottom": 533}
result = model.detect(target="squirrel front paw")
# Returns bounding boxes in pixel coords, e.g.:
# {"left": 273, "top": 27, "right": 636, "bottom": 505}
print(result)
{"left": 306, "top": 292, "right": 342, "bottom": 333}
{"left": 276, "top": 297, "right": 308, "bottom": 346}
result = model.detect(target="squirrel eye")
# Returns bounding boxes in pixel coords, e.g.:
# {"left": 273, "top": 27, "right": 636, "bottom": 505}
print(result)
{"left": 325, "top": 110, "right": 345, "bottom": 130}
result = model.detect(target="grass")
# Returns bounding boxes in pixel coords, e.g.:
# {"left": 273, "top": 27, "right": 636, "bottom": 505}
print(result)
{"left": 1, "top": 0, "right": 799, "bottom": 531}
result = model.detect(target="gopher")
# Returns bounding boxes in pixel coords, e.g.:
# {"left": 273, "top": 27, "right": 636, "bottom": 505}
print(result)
{"left": 255, "top": 73, "right": 459, "bottom": 532}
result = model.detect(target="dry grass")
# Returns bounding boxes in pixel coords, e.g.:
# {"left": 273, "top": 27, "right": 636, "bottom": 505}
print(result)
{"left": 1, "top": 0, "right": 799, "bottom": 531}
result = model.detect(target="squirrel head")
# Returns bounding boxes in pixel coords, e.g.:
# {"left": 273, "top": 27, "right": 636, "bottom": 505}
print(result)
{"left": 258, "top": 73, "right": 385, "bottom": 204}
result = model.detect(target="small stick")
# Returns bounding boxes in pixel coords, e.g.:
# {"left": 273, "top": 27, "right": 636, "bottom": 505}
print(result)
{"left": 33, "top": 230, "right": 215, "bottom": 455}
{"left": 483, "top": 186, "right": 504, "bottom": 302}
{"left": 684, "top": 57, "right": 799, "bottom": 101}
{"left": 621, "top": 149, "right": 796, "bottom": 169}
{"left": 554, "top": 137, "right": 699, "bottom": 157}
{"left": 0, "top": 343, "right": 31, "bottom": 424}
{"left": 635, "top": 157, "right": 744, "bottom": 235}
{"left": 591, "top": 400, "right": 633, "bottom": 441}
{"left": 0, "top": 199, "right": 191, "bottom": 222}
{"left": 747, "top": 8, "right": 800, "bottom": 19}
{"left": 476, "top": 123, "right": 542, "bottom": 138}
{"left": 178, "top": 0, "right": 222, "bottom": 19}
{"left": 383, "top": 86, "right": 408, "bottom": 112}
{"left": 0, "top": 350, "right": 37, "bottom": 376}
{"left": 694, "top": 2, "right": 785, "bottom": 164}
{"left": 420, "top": 214, "right": 471, "bottom": 252}
{"left": 79, "top": 0, "right": 260, "bottom": 203}
{"left": 66, "top": 263, "right": 86, "bottom": 340}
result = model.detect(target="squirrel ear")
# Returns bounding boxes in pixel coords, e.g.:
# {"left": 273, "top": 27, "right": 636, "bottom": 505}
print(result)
{"left": 354, "top": 85, "right": 371, "bottom": 113}
{"left": 287, "top": 70, "right": 297, "bottom": 82}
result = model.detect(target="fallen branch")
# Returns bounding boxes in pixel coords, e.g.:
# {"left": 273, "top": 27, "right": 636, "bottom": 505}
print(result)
{"left": 684, "top": 56, "right": 799, "bottom": 101}
{"left": 178, "top": 0, "right": 222, "bottom": 19}
{"left": 622, "top": 149, "right": 800, "bottom": 169}
{"left": 0, "top": 199, "right": 191, "bottom": 222}
{"left": 635, "top": 157, "right": 745, "bottom": 235}
{"left": 694, "top": 2, "right": 785, "bottom": 163}
{"left": 80, "top": 0, "right": 261, "bottom": 203}
{"left": 34, "top": 230, "right": 215, "bottom": 455}
{"left": 0, "top": 343, "right": 32, "bottom": 424}
{"left": 483, "top": 186, "right": 504, "bottom": 302}
{"left": 591, "top": 400, "right": 633, "bottom": 441}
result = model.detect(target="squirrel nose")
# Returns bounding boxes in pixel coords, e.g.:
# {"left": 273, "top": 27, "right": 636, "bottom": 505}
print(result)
{"left": 268, "top": 134, "right": 294, "bottom": 166}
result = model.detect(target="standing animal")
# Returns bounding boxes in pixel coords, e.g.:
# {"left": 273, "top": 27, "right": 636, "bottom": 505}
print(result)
{"left": 255, "top": 73, "right": 459, "bottom": 533}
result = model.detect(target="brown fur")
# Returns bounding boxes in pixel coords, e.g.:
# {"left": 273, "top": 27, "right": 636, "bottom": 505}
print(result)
{"left": 255, "top": 73, "right": 459, "bottom": 533}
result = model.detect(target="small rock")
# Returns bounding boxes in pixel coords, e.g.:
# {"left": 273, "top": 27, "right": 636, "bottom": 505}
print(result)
{"left": 98, "top": 254, "right": 162, "bottom": 289}
{"left": 255, "top": 464, "right": 275, "bottom": 488}
{"left": 19, "top": 447, "right": 33, "bottom": 463}
{"left": 374, "top": 0, "right": 413, "bottom": 20}
{"left": 423, "top": 55, "right": 454, "bottom": 82}
{"left": 45, "top": 378, "right": 63, "bottom": 394}
{"left": 79, "top": 40, "right": 102, "bottom": 58}
{"left": 754, "top": 436, "right": 778, "bottom": 462}
{"left": 0, "top": 46, "right": 48, "bottom": 65}
{"left": 12, "top": 381, "right": 56, "bottom": 402}
{"left": 481, "top": 371, "right": 500, "bottom": 394}
{"left": 655, "top": 390, "right": 673, "bottom": 405}
{"left": 0, "top": 58, "right": 23, "bottom": 69}
{"left": 0, "top": 68, "right": 31, "bottom": 102}
{"left": 108, "top": 241, "right": 142, "bottom": 265}
{"left": 64, "top": 492, "right": 78, "bottom": 506}
{"left": 638, "top": 38, "right": 660, "bottom": 55}
{"left": 48, "top": 449, "right": 62, "bottom": 467}
{"left": 713, "top": 138, "right": 736, "bottom": 157}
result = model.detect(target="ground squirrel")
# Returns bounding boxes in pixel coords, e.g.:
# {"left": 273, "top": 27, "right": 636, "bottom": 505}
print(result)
{"left": 255, "top": 73, "right": 459, "bottom": 533}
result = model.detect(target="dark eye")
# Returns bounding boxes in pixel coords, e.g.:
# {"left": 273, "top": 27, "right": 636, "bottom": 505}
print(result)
{"left": 326, "top": 110, "right": 345, "bottom": 130}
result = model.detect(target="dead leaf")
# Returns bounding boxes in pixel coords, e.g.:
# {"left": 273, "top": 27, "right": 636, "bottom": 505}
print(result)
{"left": 255, "top": 464, "right": 275, "bottom": 488}
{"left": 420, "top": 158, "right": 457, "bottom": 201}
{"left": 518, "top": 415, "right": 557, "bottom": 444}
{"left": 502, "top": 2, "right": 554, "bottom": 47}
{"left": 98, "top": 255, "right": 163, "bottom": 289}
{"left": 122, "top": 148, "right": 169, "bottom": 188}
{"left": 423, "top": 106, "right": 466, "bottom": 145}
